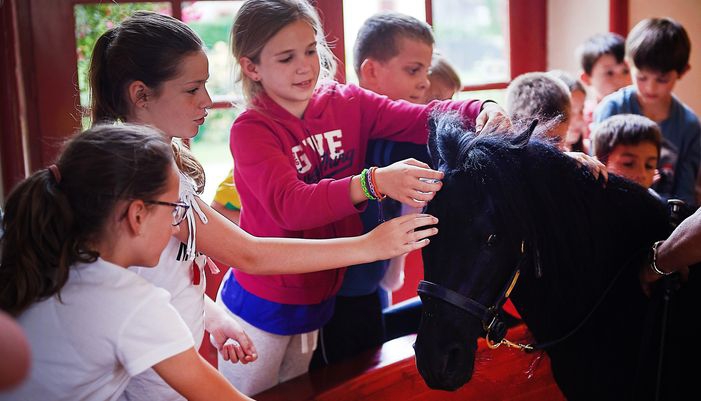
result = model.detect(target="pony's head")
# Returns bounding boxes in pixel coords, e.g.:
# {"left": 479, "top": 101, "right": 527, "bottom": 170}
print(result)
{"left": 414, "top": 114, "right": 538, "bottom": 390}
{"left": 414, "top": 112, "right": 670, "bottom": 393}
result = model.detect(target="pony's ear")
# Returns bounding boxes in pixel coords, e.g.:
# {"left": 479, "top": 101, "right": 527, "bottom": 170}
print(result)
{"left": 512, "top": 119, "right": 538, "bottom": 148}
{"left": 428, "top": 112, "right": 467, "bottom": 171}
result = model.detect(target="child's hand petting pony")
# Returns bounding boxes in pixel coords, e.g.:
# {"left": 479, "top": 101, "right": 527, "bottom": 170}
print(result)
{"left": 374, "top": 159, "right": 444, "bottom": 208}
{"left": 475, "top": 101, "right": 512, "bottom": 133}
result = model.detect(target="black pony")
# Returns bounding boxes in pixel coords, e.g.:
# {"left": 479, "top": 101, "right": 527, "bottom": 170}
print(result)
{"left": 413, "top": 114, "right": 696, "bottom": 401}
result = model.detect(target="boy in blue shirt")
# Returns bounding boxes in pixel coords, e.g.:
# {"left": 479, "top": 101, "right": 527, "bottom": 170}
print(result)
{"left": 594, "top": 18, "right": 700, "bottom": 206}
{"left": 310, "top": 12, "right": 436, "bottom": 368}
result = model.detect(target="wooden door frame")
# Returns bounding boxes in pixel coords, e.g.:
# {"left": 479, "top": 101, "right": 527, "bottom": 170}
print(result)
{"left": 1, "top": 0, "right": 36, "bottom": 198}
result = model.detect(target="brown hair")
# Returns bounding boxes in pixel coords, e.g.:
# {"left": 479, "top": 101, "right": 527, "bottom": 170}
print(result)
{"left": 231, "top": 0, "right": 337, "bottom": 104}
{"left": 88, "top": 10, "right": 205, "bottom": 193}
{"left": 506, "top": 72, "right": 571, "bottom": 127}
{"left": 353, "top": 11, "right": 434, "bottom": 75}
{"left": 89, "top": 11, "right": 203, "bottom": 123}
{"left": 591, "top": 114, "right": 662, "bottom": 164}
{"left": 0, "top": 125, "right": 173, "bottom": 316}
{"left": 626, "top": 17, "right": 690, "bottom": 74}
{"left": 576, "top": 32, "right": 626, "bottom": 75}
{"left": 547, "top": 69, "right": 586, "bottom": 97}
{"left": 429, "top": 53, "right": 461, "bottom": 92}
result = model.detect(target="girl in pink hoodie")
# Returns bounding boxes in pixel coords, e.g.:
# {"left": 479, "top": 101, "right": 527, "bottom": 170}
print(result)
{"left": 217, "top": 0, "right": 512, "bottom": 395}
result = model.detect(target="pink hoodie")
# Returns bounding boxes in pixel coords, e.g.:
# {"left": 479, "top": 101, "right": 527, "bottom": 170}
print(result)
{"left": 230, "top": 82, "right": 481, "bottom": 305}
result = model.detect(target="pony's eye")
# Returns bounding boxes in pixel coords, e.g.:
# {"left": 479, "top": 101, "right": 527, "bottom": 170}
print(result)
{"left": 487, "top": 234, "right": 498, "bottom": 246}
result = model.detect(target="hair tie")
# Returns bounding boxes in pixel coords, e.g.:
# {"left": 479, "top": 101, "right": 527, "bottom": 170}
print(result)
{"left": 48, "top": 164, "right": 62, "bottom": 183}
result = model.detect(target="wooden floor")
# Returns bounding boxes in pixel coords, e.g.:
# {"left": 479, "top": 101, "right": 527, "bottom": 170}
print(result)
{"left": 255, "top": 323, "right": 565, "bottom": 401}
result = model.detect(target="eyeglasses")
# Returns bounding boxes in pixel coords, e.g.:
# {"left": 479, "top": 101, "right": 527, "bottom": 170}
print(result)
{"left": 144, "top": 200, "right": 190, "bottom": 226}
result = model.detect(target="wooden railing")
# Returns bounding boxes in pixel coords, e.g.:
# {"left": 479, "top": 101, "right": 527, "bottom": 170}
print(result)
{"left": 255, "top": 324, "right": 565, "bottom": 401}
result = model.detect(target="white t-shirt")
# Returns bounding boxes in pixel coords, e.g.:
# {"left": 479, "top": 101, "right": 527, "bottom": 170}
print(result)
{"left": 0, "top": 258, "right": 193, "bottom": 401}
{"left": 125, "top": 173, "right": 209, "bottom": 401}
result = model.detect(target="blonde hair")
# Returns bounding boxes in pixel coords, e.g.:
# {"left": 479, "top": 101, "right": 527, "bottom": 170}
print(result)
{"left": 171, "top": 140, "right": 205, "bottom": 194}
{"left": 429, "top": 53, "right": 461, "bottom": 91}
{"left": 231, "top": 0, "right": 337, "bottom": 104}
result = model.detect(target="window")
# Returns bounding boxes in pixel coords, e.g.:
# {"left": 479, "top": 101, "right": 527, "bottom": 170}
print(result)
{"left": 329, "top": 0, "right": 543, "bottom": 106}
{"left": 432, "top": 0, "right": 509, "bottom": 87}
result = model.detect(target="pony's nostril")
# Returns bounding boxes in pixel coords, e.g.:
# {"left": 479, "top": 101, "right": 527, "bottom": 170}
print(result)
{"left": 444, "top": 344, "right": 463, "bottom": 376}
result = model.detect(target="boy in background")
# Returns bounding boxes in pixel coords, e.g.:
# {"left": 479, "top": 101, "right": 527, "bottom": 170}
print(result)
{"left": 353, "top": 12, "right": 433, "bottom": 102}
{"left": 382, "top": 51, "right": 463, "bottom": 343}
{"left": 576, "top": 33, "right": 631, "bottom": 149}
{"left": 423, "top": 52, "right": 462, "bottom": 103}
{"left": 505, "top": 71, "right": 572, "bottom": 149}
{"left": 594, "top": 18, "right": 700, "bottom": 206}
{"left": 548, "top": 70, "right": 588, "bottom": 152}
{"left": 591, "top": 114, "right": 661, "bottom": 189}
{"left": 577, "top": 32, "right": 631, "bottom": 106}
{"left": 310, "top": 12, "right": 435, "bottom": 368}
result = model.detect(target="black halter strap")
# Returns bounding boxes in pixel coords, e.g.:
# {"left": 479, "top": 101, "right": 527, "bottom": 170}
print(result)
{"left": 418, "top": 241, "right": 524, "bottom": 345}
{"left": 419, "top": 242, "right": 646, "bottom": 353}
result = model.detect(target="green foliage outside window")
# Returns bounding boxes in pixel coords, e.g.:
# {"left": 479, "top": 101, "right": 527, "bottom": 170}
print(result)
{"left": 74, "top": 3, "right": 170, "bottom": 109}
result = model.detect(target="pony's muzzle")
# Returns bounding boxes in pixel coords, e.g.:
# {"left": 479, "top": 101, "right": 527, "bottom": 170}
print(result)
{"left": 414, "top": 329, "right": 475, "bottom": 391}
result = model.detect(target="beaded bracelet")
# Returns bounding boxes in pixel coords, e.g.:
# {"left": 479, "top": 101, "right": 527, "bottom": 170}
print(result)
{"left": 369, "top": 166, "right": 386, "bottom": 200}
{"left": 359, "top": 168, "right": 376, "bottom": 200}
{"left": 650, "top": 240, "right": 672, "bottom": 276}
{"left": 365, "top": 168, "right": 377, "bottom": 198}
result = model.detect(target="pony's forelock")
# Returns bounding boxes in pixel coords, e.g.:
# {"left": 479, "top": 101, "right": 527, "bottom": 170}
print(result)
{"left": 429, "top": 112, "right": 537, "bottom": 175}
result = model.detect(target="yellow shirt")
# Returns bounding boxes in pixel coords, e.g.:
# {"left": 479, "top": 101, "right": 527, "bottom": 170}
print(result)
{"left": 213, "top": 169, "right": 241, "bottom": 211}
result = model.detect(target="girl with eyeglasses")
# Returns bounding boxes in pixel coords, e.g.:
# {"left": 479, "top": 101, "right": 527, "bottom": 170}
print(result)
{"left": 86, "top": 11, "right": 439, "bottom": 400}
{"left": 0, "top": 124, "right": 254, "bottom": 400}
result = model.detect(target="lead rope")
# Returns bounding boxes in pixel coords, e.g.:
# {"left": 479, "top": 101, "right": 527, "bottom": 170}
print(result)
{"left": 490, "top": 247, "right": 646, "bottom": 353}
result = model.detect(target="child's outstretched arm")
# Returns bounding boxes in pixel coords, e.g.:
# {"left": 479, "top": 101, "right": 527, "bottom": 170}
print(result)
{"left": 176, "top": 197, "right": 438, "bottom": 274}
{"left": 204, "top": 297, "right": 257, "bottom": 364}
{"left": 153, "top": 348, "right": 253, "bottom": 401}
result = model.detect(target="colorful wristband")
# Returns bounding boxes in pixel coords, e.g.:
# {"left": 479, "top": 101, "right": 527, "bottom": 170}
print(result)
{"left": 369, "top": 166, "right": 386, "bottom": 200}
{"left": 366, "top": 168, "right": 377, "bottom": 198}
{"left": 360, "top": 168, "right": 376, "bottom": 200}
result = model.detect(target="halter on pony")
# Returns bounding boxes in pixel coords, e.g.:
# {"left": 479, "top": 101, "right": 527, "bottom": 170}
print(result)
{"left": 417, "top": 240, "right": 525, "bottom": 348}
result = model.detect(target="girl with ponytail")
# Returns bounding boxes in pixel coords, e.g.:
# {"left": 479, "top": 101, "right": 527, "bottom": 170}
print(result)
{"left": 0, "top": 124, "right": 254, "bottom": 400}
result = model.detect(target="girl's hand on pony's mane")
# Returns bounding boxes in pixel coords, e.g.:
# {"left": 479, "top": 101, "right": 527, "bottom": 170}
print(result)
{"left": 375, "top": 159, "right": 443, "bottom": 208}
